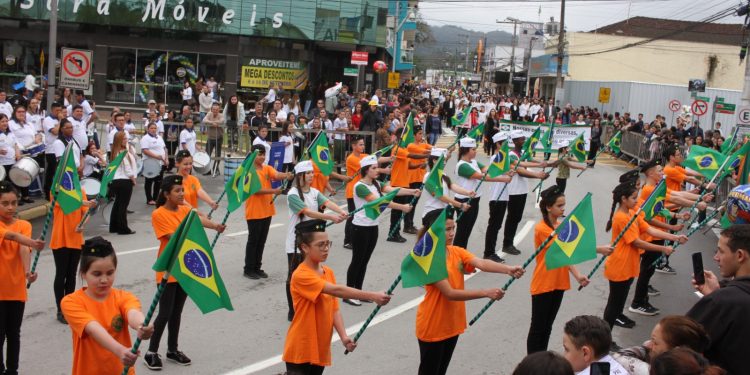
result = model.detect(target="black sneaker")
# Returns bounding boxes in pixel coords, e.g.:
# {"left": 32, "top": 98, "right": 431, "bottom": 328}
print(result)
{"left": 243, "top": 271, "right": 260, "bottom": 280}
{"left": 256, "top": 269, "right": 269, "bottom": 279}
{"left": 387, "top": 236, "right": 407, "bottom": 243}
{"left": 403, "top": 227, "right": 418, "bottom": 234}
{"left": 629, "top": 302, "right": 660, "bottom": 316}
{"left": 166, "top": 351, "right": 192, "bottom": 366}
{"left": 343, "top": 242, "right": 353, "bottom": 249}
{"left": 143, "top": 352, "right": 163, "bottom": 370}
{"left": 483, "top": 254, "right": 505, "bottom": 263}
{"left": 655, "top": 264, "right": 676, "bottom": 275}
{"left": 614, "top": 316, "right": 636, "bottom": 329}
{"left": 502, "top": 245, "right": 521, "bottom": 255}
{"left": 648, "top": 285, "right": 660, "bottom": 296}
{"left": 56, "top": 311, "right": 68, "bottom": 325}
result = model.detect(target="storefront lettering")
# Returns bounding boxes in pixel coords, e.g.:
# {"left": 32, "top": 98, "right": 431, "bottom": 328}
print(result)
{"left": 97, "top": 0, "right": 110, "bottom": 16}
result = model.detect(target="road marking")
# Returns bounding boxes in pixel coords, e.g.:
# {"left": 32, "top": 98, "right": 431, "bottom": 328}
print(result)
{"left": 222, "top": 219, "right": 535, "bottom": 375}
{"left": 115, "top": 223, "right": 284, "bottom": 256}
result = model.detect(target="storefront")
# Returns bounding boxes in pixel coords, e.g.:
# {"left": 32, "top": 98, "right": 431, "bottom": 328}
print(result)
{"left": 0, "top": 0, "right": 391, "bottom": 107}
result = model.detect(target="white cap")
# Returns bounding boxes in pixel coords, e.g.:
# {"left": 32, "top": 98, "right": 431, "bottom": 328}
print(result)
{"left": 459, "top": 137, "right": 476, "bottom": 148}
{"left": 557, "top": 140, "right": 570, "bottom": 148}
{"left": 294, "top": 160, "right": 314, "bottom": 174}
{"left": 492, "top": 132, "right": 509, "bottom": 144}
{"left": 510, "top": 129, "right": 525, "bottom": 139}
{"left": 360, "top": 155, "right": 378, "bottom": 168}
{"left": 431, "top": 147, "right": 447, "bottom": 157}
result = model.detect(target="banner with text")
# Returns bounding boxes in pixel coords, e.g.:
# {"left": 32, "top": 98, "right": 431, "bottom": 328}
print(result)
{"left": 498, "top": 122, "right": 592, "bottom": 151}
{"left": 240, "top": 58, "right": 308, "bottom": 90}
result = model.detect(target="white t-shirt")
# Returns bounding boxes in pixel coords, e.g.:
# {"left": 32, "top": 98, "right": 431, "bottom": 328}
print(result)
{"left": 80, "top": 100, "right": 95, "bottom": 128}
{"left": 124, "top": 121, "right": 136, "bottom": 134}
{"left": 332, "top": 118, "right": 348, "bottom": 140}
{"left": 454, "top": 159, "right": 483, "bottom": 199}
{"left": 507, "top": 150, "right": 528, "bottom": 195}
{"left": 68, "top": 116, "right": 88, "bottom": 151}
{"left": 353, "top": 180, "right": 383, "bottom": 227}
{"left": 285, "top": 186, "right": 328, "bottom": 253}
{"left": 421, "top": 174, "right": 449, "bottom": 218}
{"left": 519, "top": 103, "right": 530, "bottom": 118}
{"left": 9, "top": 120, "right": 36, "bottom": 148}
{"left": 576, "top": 355, "right": 629, "bottom": 375}
{"left": 52, "top": 138, "right": 82, "bottom": 168}
{"left": 279, "top": 134, "right": 294, "bottom": 164}
{"left": 27, "top": 113, "right": 42, "bottom": 133}
{"left": 43, "top": 116, "right": 58, "bottom": 154}
{"left": 252, "top": 137, "right": 271, "bottom": 165}
{"left": 179, "top": 129, "right": 197, "bottom": 156}
{"left": 529, "top": 104, "right": 541, "bottom": 117}
{"left": 140, "top": 134, "right": 166, "bottom": 163}
{"left": 0, "top": 102, "right": 12, "bottom": 118}
{"left": 83, "top": 154, "right": 100, "bottom": 177}
{"left": 0, "top": 132, "right": 17, "bottom": 166}
{"left": 181, "top": 87, "right": 193, "bottom": 101}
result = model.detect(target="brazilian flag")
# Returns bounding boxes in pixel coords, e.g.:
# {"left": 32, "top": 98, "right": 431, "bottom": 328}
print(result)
{"left": 608, "top": 131, "right": 622, "bottom": 154}
{"left": 467, "top": 122, "right": 485, "bottom": 139}
{"left": 725, "top": 141, "right": 750, "bottom": 179}
{"left": 521, "top": 127, "right": 542, "bottom": 161}
{"left": 363, "top": 188, "right": 400, "bottom": 220}
{"left": 153, "top": 210, "right": 233, "bottom": 313}
{"left": 683, "top": 145, "right": 727, "bottom": 179}
{"left": 451, "top": 106, "right": 471, "bottom": 127}
{"left": 224, "top": 151, "right": 261, "bottom": 212}
{"left": 52, "top": 144, "right": 83, "bottom": 214}
{"left": 374, "top": 144, "right": 394, "bottom": 157}
{"left": 401, "top": 208, "right": 449, "bottom": 288}
{"left": 545, "top": 193, "right": 597, "bottom": 270}
{"left": 424, "top": 155, "right": 445, "bottom": 198}
{"left": 99, "top": 150, "right": 126, "bottom": 198}
{"left": 642, "top": 180, "right": 668, "bottom": 221}
{"left": 737, "top": 142, "right": 750, "bottom": 186}
{"left": 487, "top": 140, "right": 510, "bottom": 178}
{"left": 309, "top": 131, "right": 334, "bottom": 176}
{"left": 538, "top": 124, "right": 555, "bottom": 152}
{"left": 399, "top": 113, "right": 415, "bottom": 147}
{"left": 569, "top": 133, "right": 588, "bottom": 162}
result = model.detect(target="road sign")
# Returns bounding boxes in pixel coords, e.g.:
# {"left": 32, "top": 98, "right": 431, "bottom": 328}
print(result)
{"left": 691, "top": 100, "right": 708, "bottom": 116}
{"left": 598, "top": 87, "right": 611, "bottom": 104}
{"left": 668, "top": 99, "right": 681, "bottom": 112}
{"left": 387, "top": 72, "right": 400, "bottom": 89}
{"left": 351, "top": 51, "right": 368, "bottom": 66}
{"left": 343, "top": 67, "right": 358, "bottom": 77}
{"left": 716, "top": 102, "right": 736, "bottom": 115}
{"left": 737, "top": 106, "right": 750, "bottom": 125}
{"left": 60, "top": 48, "right": 92, "bottom": 90}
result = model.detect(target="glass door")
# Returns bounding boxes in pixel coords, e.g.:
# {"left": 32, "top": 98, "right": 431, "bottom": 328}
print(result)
{"left": 136, "top": 50, "right": 167, "bottom": 105}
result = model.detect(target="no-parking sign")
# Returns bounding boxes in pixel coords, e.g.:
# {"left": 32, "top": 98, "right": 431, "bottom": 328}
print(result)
{"left": 668, "top": 99, "right": 681, "bottom": 112}
{"left": 691, "top": 99, "right": 708, "bottom": 117}
{"left": 60, "top": 48, "right": 92, "bottom": 90}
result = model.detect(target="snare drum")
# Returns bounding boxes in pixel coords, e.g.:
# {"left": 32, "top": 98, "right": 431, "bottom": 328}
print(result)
{"left": 21, "top": 143, "right": 46, "bottom": 157}
{"left": 80, "top": 178, "right": 101, "bottom": 199}
{"left": 130, "top": 136, "right": 142, "bottom": 155}
{"left": 142, "top": 158, "right": 162, "bottom": 178}
{"left": 9, "top": 157, "right": 40, "bottom": 187}
{"left": 192, "top": 151, "right": 211, "bottom": 174}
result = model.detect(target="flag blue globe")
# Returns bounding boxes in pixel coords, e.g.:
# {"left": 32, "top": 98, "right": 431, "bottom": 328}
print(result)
{"left": 183, "top": 249, "right": 213, "bottom": 278}
{"left": 726, "top": 185, "right": 750, "bottom": 225}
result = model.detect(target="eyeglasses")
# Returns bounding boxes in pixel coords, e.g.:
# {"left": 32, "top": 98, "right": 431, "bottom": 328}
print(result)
{"left": 313, "top": 240, "right": 333, "bottom": 249}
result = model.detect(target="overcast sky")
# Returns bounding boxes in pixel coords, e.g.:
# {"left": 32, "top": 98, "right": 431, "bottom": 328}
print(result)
{"left": 419, "top": 0, "right": 743, "bottom": 33}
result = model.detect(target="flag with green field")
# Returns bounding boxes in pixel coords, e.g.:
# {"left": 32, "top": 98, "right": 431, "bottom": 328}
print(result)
{"left": 401, "top": 208, "right": 449, "bottom": 288}
{"left": 53, "top": 144, "right": 83, "bottom": 214}
{"left": 364, "top": 188, "right": 400, "bottom": 220}
{"left": 424, "top": 155, "right": 445, "bottom": 198}
{"left": 224, "top": 151, "right": 261, "bottom": 212}
{"left": 545, "top": 193, "right": 597, "bottom": 270}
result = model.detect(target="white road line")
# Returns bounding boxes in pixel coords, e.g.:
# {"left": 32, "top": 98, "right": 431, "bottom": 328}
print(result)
{"left": 115, "top": 223, "right": 284, "bottom": 256}
{"left": 222, "top": 219, "right": 535, "bottom": 375}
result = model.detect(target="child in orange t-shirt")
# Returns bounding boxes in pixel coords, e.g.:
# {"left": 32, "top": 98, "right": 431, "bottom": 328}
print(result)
{"left": 0, "top": 182, "right": 45, "bottom": 375}
{"left": 283, "top": 219, "right": 391, "bottom": 374}
{"left": 403, "top": 126, "right": 432, "bottom": 234}
{"left": 174, "top": 150, "right": 218, "bottom": 211}
{"left": 61, "top": 236, "right": 154, "bottom": 375}
{"left": 144, "top": 175, "right": 225, "bottom": 370}
{"left": 602, "top": 182, "right": 687, "bottom": 332}
{"left": 415, "top": 209, "right": 524, "bottom": 374}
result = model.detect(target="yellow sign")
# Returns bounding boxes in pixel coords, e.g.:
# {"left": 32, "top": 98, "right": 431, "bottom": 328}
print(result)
{"left": 598, "top": 87, "right": 611, "bottom": 104}
{"left": 240, "top": 66, "right": 308, "bottom": 90}
{"left": 388, "top": 72, "right": 400, "bottom": 89}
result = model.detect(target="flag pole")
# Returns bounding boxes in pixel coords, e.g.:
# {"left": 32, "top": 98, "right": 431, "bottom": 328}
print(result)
{"left": 578, "top": 131, "right": 622, "bottom": 178}
{"left": 650, "top": 204, "right": 725, "bottom": 269}
{"left": 683, "top": 161, "right": 732, "bottom": 228}
{"left": 271, "top": 130, "right": 323, "bottom": 203}
{"left": 121, "top": 273, "right": 170, "bottom": 375}
{"left": 344, "top": 274, "right": 402, "bottom": 355}
{"left": 207, "top": 190, "right": 226, "bottom": 219}
{"left": 77, "top": 150, "right": 128, "bottom": 229}
{"left": 578, "top": 179, "right": 665, "bottom": 290}
{"left": 575, "top": 149, "right": 603, "bottom": 178}
{"left": 209, "top": 210, "right": 232, "bottom": 250}
{"left": 325, "top": 205, "right": 366, "bottom": 228}
{"left": 387, "top": 190, "right": 421, "bottom": 239}
{"left": 495, "top": 149, "right": 527, "bottom": 200}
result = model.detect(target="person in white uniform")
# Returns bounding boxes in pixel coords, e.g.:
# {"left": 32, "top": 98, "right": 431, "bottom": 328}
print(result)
{"left": 140, "top": 122, "right": 168, "bottom": 205}
{"left": 179, "top": 117, "right": 198, "bottom": 156}
{"left": 420, "top": 147, "right": 475, "bottom": 226}
{"left": 0, "top": 114, "right": 21, "bottom": 185}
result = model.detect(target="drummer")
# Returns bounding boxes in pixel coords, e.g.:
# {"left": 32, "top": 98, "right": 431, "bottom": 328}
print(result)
{"left": 107, "top": 113, "right": 130, "bottom": 159}
{"left": 179, "top": 117, "right": 198, "bottom": 156}
{"left": 9, "top": 105, "right": 41, "bottom": 204}
{"left": 82, "top": 143, "right": 106, "bottom": 180}
{"left": 0, "top": 114, "right": 21, "bottom": 185}
{"left": 140, "top": 122, "right": 168, "bottom": 206}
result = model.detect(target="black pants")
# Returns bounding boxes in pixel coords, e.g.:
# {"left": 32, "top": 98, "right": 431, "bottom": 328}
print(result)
{"left": 389, "top": 194, "right": 410, "bottom": 237}
{"left": 285, "top": 362, "right": 324, "bottom": 375}
{"left": 633, "top": 244, "right": 662, "bottom": 306}
{"left": 344, "top": 199, "right": 355, "bottom": 245}
{"left": 226, "top": 121, "right": 239, "bottom": 150}
{"left": 453, "top": 197, "right": 480, "bottom": 249}
{"left": 484, "top": 200, "right": 508, "bottom": 257}
{"left": 52, "top": 248, "right": 80, "bottom": 312}
{"left": 588, "top": 142, "right": 600, "bottom": 166}
{"left": 148, "top": 283, "right": 187, "bottom": 353}
{"left": 165, "top": 141, "right": 178, "bottom": 170}
{"left": 0, "top": 301, "right": 24, "bottom": 375}
{"left": 206, "top": 136, "right": 223, "bottom": 174}
{"left": 244, "top": 217, "right": 271, "bottom": 274}
{"left": 347, "top": 225, "right": 378, "bottom": 289}
{"left": 603, "top": 278, "right": 634, "bottom": 330}
{"left": 418, "top": 335, "right": 459, "bottom": 375}
{"left": 44, "top": 153, "right": 57, "bottom": 199}
{"left": 286, "top": 253, "right": 303, "bottom": 316}
{"left": 404, "top": 182, "right": 422, "bottom": 229}
{"left": 503, "top": 194, "right": 527, "bottom": 248}
{"left": 144, "top": 171, "right": 164, "bottom": 203}
{"left": 109, "top": 179, "right": 133, "bottom": 234}
{"left": 555, "top": 178, "right": 567, "bottom": 194}
{"left": 527, "top": 290, "right": 565, "bottom": 354}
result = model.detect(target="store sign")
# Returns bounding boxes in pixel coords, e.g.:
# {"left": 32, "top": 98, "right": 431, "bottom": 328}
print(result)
{"left": 343, "top": 67, "right": 359, "bottom": 77}
{"left": 351, "top": 51, "right": 368, "bottom": 66}
{"left": 388, "top": 72, "right": 400, "bottom": 89}
{"left": 240, "top": 58, "right": 308, "bottom": 90}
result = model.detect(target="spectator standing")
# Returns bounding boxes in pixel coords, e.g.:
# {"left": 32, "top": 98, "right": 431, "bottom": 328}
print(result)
{"left": 180, "top": 81, "right": 193, "bottom": 107}
{"left": 223, "top": 95, "right": 245, "bottom": 152}
{"left": 198, "top": 86, "right": 213, "bottom": 125}
{"left": 202, "top": 103, "right": 224, "bottom": 176}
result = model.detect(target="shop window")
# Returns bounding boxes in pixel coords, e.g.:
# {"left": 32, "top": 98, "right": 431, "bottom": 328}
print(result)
{"left": 105, "top": 48, "right": 136, "bottom": 103}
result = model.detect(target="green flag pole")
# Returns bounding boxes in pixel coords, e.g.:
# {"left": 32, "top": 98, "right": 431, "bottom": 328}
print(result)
{"left": 650, "top": 205, "right": 724, "bottom": 269}
{"left": 209, "top": 210, "right": 232, "bottom": 250}
{"left": 494, "top": 149, "right": 528, "bottom": 200}
{"left": 344, "top": 274, "right": 402, "bottom": 355}
{"left": 121, "top": 274, "right": 171, "bottom": 375}
{"left": 324, "top": 205, "right": 366, "bottom": 228}
{"left": 27, "top": 194, "right": 56, "bottom": 289}
{"left": 207, "top": 190, "right": 226, "bottom": 219}
{"left": 683, "top": 169, "right": 729, "bottom": 228}
{"left": 386, "top": 189, "right": 422, "bottom": 239}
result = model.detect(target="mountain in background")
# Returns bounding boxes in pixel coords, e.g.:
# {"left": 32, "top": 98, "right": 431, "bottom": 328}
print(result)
{"left": 415, "top": 24, "right": 514, "bottom": 73}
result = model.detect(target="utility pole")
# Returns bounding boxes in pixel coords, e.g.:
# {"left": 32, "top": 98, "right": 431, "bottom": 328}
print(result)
{"left": 497, "top": 18, "right": 521, "bottom": 95}
{"left": 554, "top": 0, "right": 566, "bottom": 106}
{"left": 46, "top": 0, "right": 58, "bottom": 113}
{"left": 457, "top": 33, "right": 470, "bottom": 71}
{"left": 525, "top": 37, "right": 538, "bottom": 97}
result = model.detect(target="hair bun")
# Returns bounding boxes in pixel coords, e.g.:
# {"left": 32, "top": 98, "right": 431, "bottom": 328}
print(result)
{"left": 82, "top": 236, "right": 114, "bottom": 257}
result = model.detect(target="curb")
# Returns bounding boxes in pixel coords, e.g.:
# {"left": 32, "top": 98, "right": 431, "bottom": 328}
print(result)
{"left": 18, "top": 203, "right": 50, "bottom": 221}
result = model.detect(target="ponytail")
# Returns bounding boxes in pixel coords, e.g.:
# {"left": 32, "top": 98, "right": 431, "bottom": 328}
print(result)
{"left": 606, "top": 182, "right": 638, "bottom": 232}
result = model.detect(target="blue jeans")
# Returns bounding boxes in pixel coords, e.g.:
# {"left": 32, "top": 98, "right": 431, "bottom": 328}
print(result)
{"left": 428, "top": 132, "right": 440, "bottom": 145}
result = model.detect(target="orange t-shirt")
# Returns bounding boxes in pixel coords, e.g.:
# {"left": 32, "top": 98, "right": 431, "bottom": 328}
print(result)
{"left": 61, "top": 288, "right": 141, "bottom": 375}
{"left": 50, "top": 187, "right": 89, "bottom": 250}
{"left": 244, "top": 164, "right": 278, "bottom": 220}
{"left": 151, "top": 204, "right": 192, "bottom": 283}
{"left": 604, "top": 209, "right": 650, "bottom": 282}
{"left": 182, "top": 174, "right": 202, "bottom": 209}
{"left": 345, "top": 153, "right": 367, "bottom": 199}
{"left": 663, "top": 165, "right": 687, "bottom": 192}
{"left": 283, "top": 263, "right": 339, "bottom": 367}
{"left": 310, "top": 163, "right": 329, "bottom": 193}
{"left": 530, "top": 221, "right": 571, "bottom": 295}
{"left": 390, "top": 146, "right": 410, "bottom": 188}
{"left": 416, "top": 245, "right": 476, "bottom": 342}
{"left": 0, "top": 224, "right": 32, "bottom": 302}
{"left": 408, "top": 143, "right": 432, "bottom": 184}
{"left": 638, "top": 183, "right": 668, "bottom": 242}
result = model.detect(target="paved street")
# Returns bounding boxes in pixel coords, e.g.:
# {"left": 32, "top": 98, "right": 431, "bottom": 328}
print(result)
{"left": 19, "top": 147, "right": 719, "bottom": 375}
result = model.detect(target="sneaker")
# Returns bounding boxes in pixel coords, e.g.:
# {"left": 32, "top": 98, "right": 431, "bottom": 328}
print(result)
{"left": 629, "top": 302, "right": 660, "bottom": 316}
{"left": 143, "top": 352, "right": 163, "bottom": 370}
{"left": 403, "top": 227, "right": 418, "bottom": 234}
{"left": 614, "top": 316, "right": 635, "bottom": 329}
{"left": 343, "top": 242, "right": 353, "bottom": 249}
{"left": 655, "top": 265, "right": 676, "bottom": 275}
{"left": 387, "top": 236, "right": 407, "bottom": 243}
{"left": 256, "top": 269, "right": 269, "bottom": 279}
{"left": 502, "top": 245, "right": 521, "bottom": 256}
{"left": 166, "top": 351, "right": 192, "bottom": 366}
{"left": 243, "top": 271, "right": 260, "bottom": 280}
{"left": 343, "top": 298, "right": 362, "bottom": 306}
{"left": 483, "top": 253, "right": 505, "bottom": 263}
{"left": 648, "top": 285, "right": 661, "bottom": 296}
{"left": 56, "top": 311, "right": 67, "bottom": 325}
